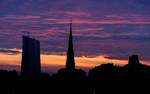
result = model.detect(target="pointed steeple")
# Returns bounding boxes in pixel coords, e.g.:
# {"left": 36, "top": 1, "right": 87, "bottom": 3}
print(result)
{"left": 66, "top": 21, "right": 75, "bottom": 70}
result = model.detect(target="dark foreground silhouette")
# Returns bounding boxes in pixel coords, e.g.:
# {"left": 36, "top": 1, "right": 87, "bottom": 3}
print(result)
{"left": 0, "top": 55, "right": 150, "bottom": 94}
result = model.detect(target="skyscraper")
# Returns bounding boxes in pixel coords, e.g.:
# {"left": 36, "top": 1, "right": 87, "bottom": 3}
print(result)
{"left": 66, "top": 22, "right": 75, "bottom": 70}
{"left": 21, "top": 36, "right": 41, "bottom": 78}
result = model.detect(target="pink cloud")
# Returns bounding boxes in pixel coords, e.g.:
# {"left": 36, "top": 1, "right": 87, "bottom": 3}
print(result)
{"left": 73, "top": 28, "right": 104, "bottom": 32}
{"left": 50, "top": 19, "right": 150, "bottom": 25}
{"left": 42, "top": 17, "right": 129, "bottom": 25}
{"left": 126, "top": 21, "right": 150, "bottom": 24}
{"left": 64, "top": 11, "right": 91, "bottom": 17}
{"left": 52, "top": 19, "right": 129, "bottom": 25}
{"left": 4, "top": 15, "right": 41, "bottom": 20}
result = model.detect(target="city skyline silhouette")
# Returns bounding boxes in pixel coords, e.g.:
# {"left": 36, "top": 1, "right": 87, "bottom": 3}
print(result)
{"left": 0, "top": 30, "right": 150, "bottom": 93}
{"left": 0, "top": 0, "right": 150, "bottom": 94}
{"left": 0, "top": 0, "right": 150, "bottom": 72}
{"left": 0, "top": 20, "right": 150, "bottom": 74}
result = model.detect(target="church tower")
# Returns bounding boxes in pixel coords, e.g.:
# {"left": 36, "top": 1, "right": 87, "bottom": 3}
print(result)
{"left": 66, "top": 22, "right": 75, "bottom": 70}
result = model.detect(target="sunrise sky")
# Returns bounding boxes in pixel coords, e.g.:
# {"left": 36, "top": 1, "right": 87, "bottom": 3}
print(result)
{"left": 0, "top": 0, "right": 150, "bottom": 74}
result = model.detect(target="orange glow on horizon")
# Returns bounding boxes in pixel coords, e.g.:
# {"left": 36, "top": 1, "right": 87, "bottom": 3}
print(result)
{"left": 0, "top": 53, "right": 149, "bottom": 70}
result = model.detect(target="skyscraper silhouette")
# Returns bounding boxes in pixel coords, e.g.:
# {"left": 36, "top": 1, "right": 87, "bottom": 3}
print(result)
{"left": 66, "top": 22, "right": 75, "bottom": 70}
{"left": 21, "top": 36, "right": 41, "bottom": 78}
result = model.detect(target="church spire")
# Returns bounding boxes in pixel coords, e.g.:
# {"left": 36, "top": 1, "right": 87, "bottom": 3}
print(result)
{"left": 66, "top": 20, "right": 75, "bottom": 70}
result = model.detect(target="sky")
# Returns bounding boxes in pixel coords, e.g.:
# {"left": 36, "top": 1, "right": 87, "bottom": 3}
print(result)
{"left": 0, "top": 0, "right": 150, "bottom": 74}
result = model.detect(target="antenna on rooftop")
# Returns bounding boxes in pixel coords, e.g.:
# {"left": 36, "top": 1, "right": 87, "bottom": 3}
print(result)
{"left": 22, "top": 31, "right": 31, "bottom": 37}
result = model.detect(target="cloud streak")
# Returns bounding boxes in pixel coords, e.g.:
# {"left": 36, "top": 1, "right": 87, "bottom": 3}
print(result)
{"left": 0, "top": 48, "right": 21, "bottom": 55}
